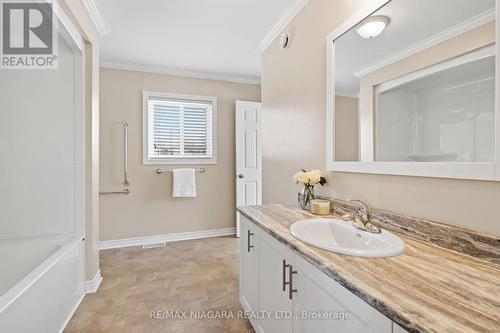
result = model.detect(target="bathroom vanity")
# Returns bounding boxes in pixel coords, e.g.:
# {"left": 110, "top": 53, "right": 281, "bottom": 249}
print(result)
{"left": 237, "top": 204, "right": 500, "bottom": 333}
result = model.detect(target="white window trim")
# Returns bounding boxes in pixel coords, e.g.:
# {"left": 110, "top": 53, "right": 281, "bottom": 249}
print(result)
{"left": 143, "top": 91, "right": 218, "bottom": 165}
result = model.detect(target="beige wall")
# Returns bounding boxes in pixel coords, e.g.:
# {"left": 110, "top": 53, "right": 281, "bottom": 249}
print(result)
{"left": 335, "top": 95, "right": 358, "bottom": 161}
{"left": 99, "top": 68, "right": 261, "bottom": 241}
{"left": 261, "top": 0, "right": 500, "bottom": 236}
{"left": 60, "top": 0, "right": 100, "bottom": 280}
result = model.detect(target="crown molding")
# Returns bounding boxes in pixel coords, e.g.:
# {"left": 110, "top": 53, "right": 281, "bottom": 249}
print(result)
{"left": 354, "top": 8, "right": 496, "bottom": 78}
{"left": 82, "top": 0, "right": 110, "bottom": 35}
{"left": 335, "top": 90, "right": 360, "bottom": 99}
{"left": 100, "top": 61, "right": 261, "bottom": 85}
{"left": 257, "top": 0, "right": 309, "bottom": 53}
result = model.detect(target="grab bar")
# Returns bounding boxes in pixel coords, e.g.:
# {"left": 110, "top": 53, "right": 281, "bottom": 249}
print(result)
{"left": 99, "top": 188, "right": 130, "bottom": 195}
{"left": 155, "top": 168, "right": 206, "bottom": 175}
{"left": 123, "top": 121, "right": 130, "bottom": 186}
{"left": 99, "top": 120, "right": 131, "bottom": 196}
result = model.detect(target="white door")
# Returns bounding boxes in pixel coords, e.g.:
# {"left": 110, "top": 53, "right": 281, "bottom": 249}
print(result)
{"left": 235, "top": 101, "right": 262, "bottom": 237}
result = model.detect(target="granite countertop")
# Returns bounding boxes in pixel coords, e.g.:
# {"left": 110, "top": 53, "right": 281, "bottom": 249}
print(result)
{"left": 237, "top": 204, "right": 500, "bottom": 333}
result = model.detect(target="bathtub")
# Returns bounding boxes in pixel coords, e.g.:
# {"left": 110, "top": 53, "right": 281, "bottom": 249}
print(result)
{"left": 0, "top": 235, "right": 85, "bottom": 333}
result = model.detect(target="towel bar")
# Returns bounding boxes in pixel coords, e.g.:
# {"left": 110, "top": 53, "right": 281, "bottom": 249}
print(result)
{"left": 155, "top": 168, "right": 206, "bottom": 175}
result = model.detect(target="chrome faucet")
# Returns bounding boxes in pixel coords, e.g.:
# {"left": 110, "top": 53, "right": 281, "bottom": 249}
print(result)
{"left": 342, "top": 200, "right": 381, "bottom": 234}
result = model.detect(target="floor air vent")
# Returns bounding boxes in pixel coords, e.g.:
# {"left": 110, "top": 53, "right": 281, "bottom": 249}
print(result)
{"left": 143, "top": 242, "right": 166, "bottom": 249}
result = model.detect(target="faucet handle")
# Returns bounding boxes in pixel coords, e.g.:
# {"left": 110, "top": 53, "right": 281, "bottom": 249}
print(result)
{"left": 349, "top": 199, "right": 369, "bottom": 221}
{"left": 341, "top": 201, "right": 381, "bottom": 234}
{"left": 341, "top": 213, "right": 353, "bottom": 222}
{"left": 365, "top": 222, "right": 381, "bottom": 234}
{"left": 343, "top": 212, "right": 368, "bottom": 231}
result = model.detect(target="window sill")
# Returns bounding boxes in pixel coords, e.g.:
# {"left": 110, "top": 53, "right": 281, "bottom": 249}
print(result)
{"left": 143, "top": 158, "right": 217, "bottom": 165}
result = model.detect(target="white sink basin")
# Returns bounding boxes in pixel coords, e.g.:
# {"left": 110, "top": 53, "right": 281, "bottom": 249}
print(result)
{"left": 290, "top": 218, "right": 405, "bottom": 258}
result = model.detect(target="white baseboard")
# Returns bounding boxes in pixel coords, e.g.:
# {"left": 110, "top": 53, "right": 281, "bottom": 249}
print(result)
{"left": 58, "top": 270, "right": 102, "bottom": 332}
{"left": 58, "top": 293, "right": 85, "bottom": 333}
{"left": 99, "top": 227, "right": 236, "bottom": 250}
{"left": 85, "top": 269, "right": 103, "bottom": 293}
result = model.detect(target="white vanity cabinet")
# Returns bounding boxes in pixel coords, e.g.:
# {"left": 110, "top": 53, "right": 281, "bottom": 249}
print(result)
{"left": 240, "top": 217, "right": 293, "bottom": 333}
{"left": 240, "top": 221, "right": 259, "bottom": 317}
{"left": 256, "top": 228, "right": 293, "bottom": 333}
{"left": 393, "top": 323, "right": 410, "bottom": 333}
{"left": 240, "top": 216, "right": 397, "bottom": 333}
{"left": 292, "top": 253, "right": 392, "bottom": 333}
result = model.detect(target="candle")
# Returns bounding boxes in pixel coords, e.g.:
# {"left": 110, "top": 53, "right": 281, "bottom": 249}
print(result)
{"left": 310, "top": 199, "right": 330, "bottom": 215}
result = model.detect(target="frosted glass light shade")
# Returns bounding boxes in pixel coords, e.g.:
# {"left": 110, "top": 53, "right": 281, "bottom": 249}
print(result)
{"left": 356, "top": 16, "right": 389, "bottom": 39}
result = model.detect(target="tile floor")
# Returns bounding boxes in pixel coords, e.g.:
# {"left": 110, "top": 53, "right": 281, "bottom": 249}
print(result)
{"left": 65, "top": 236, "right": 254, "bottom": 333}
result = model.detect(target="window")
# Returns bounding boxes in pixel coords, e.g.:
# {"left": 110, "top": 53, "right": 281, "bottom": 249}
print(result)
{"left": 143, "top": 91, "right": 217, "bottom": 164}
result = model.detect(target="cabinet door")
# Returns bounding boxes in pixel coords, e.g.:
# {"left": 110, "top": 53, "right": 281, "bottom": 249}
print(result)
{"left": 393, "top": 323, "right": 410, "bottom": 333}
{"left": 240, "top": 219, "right": 259, "bottom": 315}
{"left": 256, "top": 230, "right": 293, "bottom": 333}
{"left": 292, "top": 253, "right": 392, "bottom": 333}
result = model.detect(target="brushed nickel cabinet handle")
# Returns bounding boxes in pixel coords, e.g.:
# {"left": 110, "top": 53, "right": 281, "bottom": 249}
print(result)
{"left": 288, "top": 264, "right": 298, "bottom": 300}
{"left": 282, "top": 259, "right": 291, "bottom": 291}
{"left": 247, "top": 230, "right": 254, "bottom": 252}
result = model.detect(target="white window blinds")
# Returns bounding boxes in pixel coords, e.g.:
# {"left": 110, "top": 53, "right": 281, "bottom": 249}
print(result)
{"left": 144, "top": 92, "right": 216, "bottom": 164}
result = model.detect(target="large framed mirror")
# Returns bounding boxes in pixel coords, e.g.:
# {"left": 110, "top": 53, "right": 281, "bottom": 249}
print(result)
{"left": 326, "top": 0, "right": 500, "bottom": 180}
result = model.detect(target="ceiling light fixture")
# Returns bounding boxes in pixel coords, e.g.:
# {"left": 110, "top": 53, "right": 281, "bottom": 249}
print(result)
{"left": 356, "top": 16, "right": 389, "bottom": 39}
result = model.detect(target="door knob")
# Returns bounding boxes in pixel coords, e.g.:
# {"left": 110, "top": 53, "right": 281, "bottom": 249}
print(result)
{"left": 238, "top": 174, "right": 244, "bottom": 179}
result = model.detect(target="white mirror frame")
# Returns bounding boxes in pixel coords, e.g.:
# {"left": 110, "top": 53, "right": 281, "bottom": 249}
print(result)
{"left": 326, "top": 0, "right": 500, "bottom": 181}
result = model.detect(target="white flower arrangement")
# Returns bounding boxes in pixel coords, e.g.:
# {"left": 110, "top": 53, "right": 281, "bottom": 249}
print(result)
{"left": 293, "top": 169, "right": 326, "bottom": 186}
{"left": 293, "top": 169, "right": 327, "bottom": 210}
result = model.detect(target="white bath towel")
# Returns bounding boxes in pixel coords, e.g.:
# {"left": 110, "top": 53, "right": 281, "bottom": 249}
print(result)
{"left": 172, "top": 168, "right": 197, "bottom": 198}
